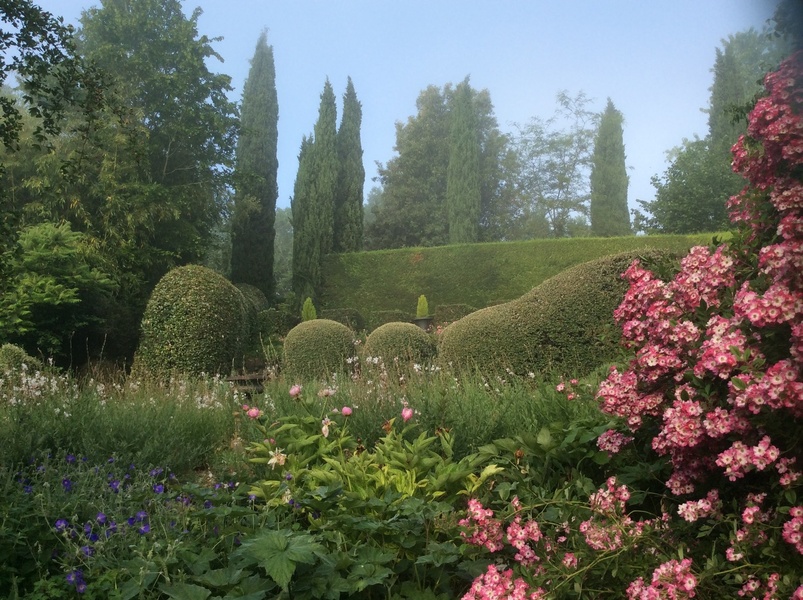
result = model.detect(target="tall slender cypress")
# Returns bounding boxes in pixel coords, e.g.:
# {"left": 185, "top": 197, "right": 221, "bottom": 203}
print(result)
{"left": 334, "top": 77, "right": 365, "bottom": 252}
{"left": 590, "top": 99, "right": 630, "bottom": 237}
{"left": 291, "top": 136, "right": 318, "bottom": 305}
{"left": 309, "top": 79, "right": 338, "bottom": 258}
{"left": 230, "top": 31, "right": 279, "bottom": 297}
{"left": 446, "top": 77, "right": 481, "bottom": 244}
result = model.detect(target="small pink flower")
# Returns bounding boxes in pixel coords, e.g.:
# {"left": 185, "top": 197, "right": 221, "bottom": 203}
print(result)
{"left": 247, "top": 407, "right": 261, "bottom": 419}
{"left": 289, "top": 384, "right": 302, "bottom": 398}
{"left": 341, "top": 406, "right": 353, "bottom": 416}
{"left": 242, "top": 404, "right": 249, "bottom": 411}
{"left": 401, "top": 407, "right": 414, "bottom": 422}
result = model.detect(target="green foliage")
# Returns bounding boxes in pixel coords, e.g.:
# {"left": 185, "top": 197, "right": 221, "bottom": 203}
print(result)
{"left": 236, "top": 283, "right": 270, "bottom": 353}
{"left": 258, "top": 304, "right": 298, "bottom": 340}
{"left": 319, "top": 307, "right": 365, "bottom": 331}
{"left": 133, "top": 265, "right": 248, "bottom": 380}
{"left": 320, "top": 233, "right": 716, "bottom": 321}
{"left": 291, "top": 136, "right": 318, "bottom": 305}
{"left": 282, "top": 319, "right": 354, "bottom": 381}
{"left": 446, "top": 77, "right": 481, "bottom": 243}
{"left": 369, "top": 309, "right": 413, "bottom": 331}
{"left": 334, "top": 76, "right": 365, "bottom": 253}
{"left": 301, "top": 296, "right": 317, "bottom": 321}
{"left": 416, "top": 294, "right": 430, "bottom": 318}
{"left": 0, "top": 222, "right": 114, "bottom": 359}
{"left": 433, "top": 303, "right": 475, "bottom": 325}
{"left": 438, "top": 249, "right": 676, "bottom": 377}
{"left": 367, "top": 82, "right": 512, "bottom": 249}
{"left": 590, "top": 98, "right": 630, "bottom": 236}
{"left": 231, "top": 30, "right": 279, "bottom": 298}
{"left": 0, "top": 343, "right": 42, "bottom": 374}
{"left": 245, "top": 389, "right": 486, "bottom": 597}
{"left": 511, "top": 91, "right": 599, "bottom": 238}
{"left": 635, "top": 29, "right": 788, "bottom": 234}
{"left": 363, "top": 322, "right": 437, "bottom": 368}
{"left": 273, "top": 207, "right": 294, "bottom": 298}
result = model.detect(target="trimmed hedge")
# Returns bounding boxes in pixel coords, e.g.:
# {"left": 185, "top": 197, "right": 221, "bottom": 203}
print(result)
{"left": 282, "top": 319, "right": 355, "bottom": 382}
{"left": 363, "top": 322, "right": 437, "bottom": 369}
{"left": 434, "top": 304, "right": 475, "bottom": 325}
{"left": 368, "top": 310, "right": 412, "bottom": 332}
{"left": 438, "top": 249, "right": 678, "bottom": 378}
{"left": 133, "top": 265, "right": 248, "bottom": 379}
{"left": 320, "top": 308, "right": 365, "bottom": 331}
{"left": 320, "top": 234, "right": 719, "bottom": 320}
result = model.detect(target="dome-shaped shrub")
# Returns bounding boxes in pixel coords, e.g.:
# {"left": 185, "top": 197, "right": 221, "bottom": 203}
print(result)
{"left": 133, "top": 265, "right": 248, "bottom": 379}
{"left": 363, "top": 322, "right": 437, "bottom": 369}
{"left": 438, "top": 250, "right": 676, "bottom": 378}
{"left": 0, "top": 343, "right": 42, "bottom": 374}
{"left": 282, "top": 319, "right": 355, "bottom": 381}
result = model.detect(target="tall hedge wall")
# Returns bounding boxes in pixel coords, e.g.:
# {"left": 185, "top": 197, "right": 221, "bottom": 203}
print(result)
{"left": 319, "top": 234, "right": 718, "bottom": 319}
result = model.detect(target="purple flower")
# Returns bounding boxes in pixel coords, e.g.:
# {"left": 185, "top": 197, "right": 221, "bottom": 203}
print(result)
{"left": 203, "top": 500, "right": 213, "bottom": 509}
{"left": 153, "top": 484, "right": 164, "bottom": 494}
{"left": 88, "top": 533, "right": 99, "bottom": 542}
{"left": 135, "top": 510, "right": 147, "bottom": 522}
{"left": 61, "top": 478, "right": 73, "bottom": 492}
{"left": 285, "top": 473, "right": 293, "bottom": 481}
{"left": 149, "top": 467, "right": 163, "bottom": 477}
{"left": 83, "top": 522, "right": 92, "bottom": 535}
{"left": 109, "top": 480, "right": 120, "bottom": 493}
{"left": 81, "top": 545, "right": 93, "bottom": 557}
{"left": 23, "top": 485, "right": 33, "bottom": 494}
{"left": 76, "top": 582, "right": 87, "bottom": 593}
{"left": 54, "top": 519, "right": 69, "bottom": 532}
{"left": 96, "top": 512, "right": 106, "bottom": 524}
{"left": 66, "top": 454, "right": 76, "bottom": 464}
{"left": 138, "top": 524, "right": 150, "bottom": 535}
{"left": 66, "top": 570, "right": 83, "bottom": 584}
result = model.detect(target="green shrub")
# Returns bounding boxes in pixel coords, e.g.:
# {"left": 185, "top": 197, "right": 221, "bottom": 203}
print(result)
{"left": 320, "top": 308, "right": 365, "bottom": 331}
{"left": 368, "top": 309, "right": 412, "bottom": 331}
{"left": 237, "top": 284, "right": 270, "bottom": 350}
{"left": 301, "top": 297, "right": 317, "bottom": 321}
{"left": 0, "top": 343, "right": 42, "bottom": 374}
{"left": 132, "top": 265, "right": 248, "bottom": 379}
{"left": 363, "top": 322, "right": 437, "bottom": 368}
{"left": 258, "top": 303, "right": 298, "bottom": 339}
{"left": 433, "top": 303, "right": 475, "bottom": 325}
{"left": 282, "top": 319, "right": 355, "bottom": 381}
{"left": 438, "top": 250, "right": 677, "bottom": 378}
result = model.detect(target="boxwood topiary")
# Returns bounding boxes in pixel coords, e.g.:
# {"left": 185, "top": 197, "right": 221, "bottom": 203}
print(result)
{"left": 368, "top": 310, "right": 412, "bottom": 331}
{"left": 438, "top": 249, "right": 677, "bottom": 378}
{"left": 363, "top": 322, "right": 437, "bottom": 369}
{"left": 282, "top": 319, "right": 355, "bottom": 382}
{"left": 133, "top": 265, "right": 248, "bottom": 380}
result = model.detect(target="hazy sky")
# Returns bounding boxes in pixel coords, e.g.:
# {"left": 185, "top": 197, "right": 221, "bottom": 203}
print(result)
{"left": 36, "top": 0, "right": 782, "bottom": 214}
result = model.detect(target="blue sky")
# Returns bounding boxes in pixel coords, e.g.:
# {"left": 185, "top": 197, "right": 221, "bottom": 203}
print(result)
{"left": 37, "top": 0, "right": 782, "bottom": 214}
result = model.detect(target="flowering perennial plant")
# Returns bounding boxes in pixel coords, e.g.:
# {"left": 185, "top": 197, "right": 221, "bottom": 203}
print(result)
{"left": 594, "top": 51, "right": 803, "bottom": 595}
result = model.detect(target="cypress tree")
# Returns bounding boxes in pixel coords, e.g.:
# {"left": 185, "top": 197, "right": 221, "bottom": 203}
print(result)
{"left": 446, "top": 77, "right": 481, "bottom": 244}
{"left": 230, "top": 30, "right": 279, "bottom": 297}
{"left": 334, "top": 77, "right": 365, "bottom": 252}
{"left": 590, "top": 99, "right": 630, "bottom": 237}
{"left": 309, "top": 79, "right": 338, "bottom": 257}
{"left": 291, "top": 136, "right": 318, "bottom": 306}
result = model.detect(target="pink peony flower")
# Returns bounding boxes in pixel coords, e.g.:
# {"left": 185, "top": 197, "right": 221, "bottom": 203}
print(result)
{"left": 289, "top": 384, "right": 302, "bottom": 398}
{"left": 246, "top": 407, "right": 261, "bottom": 419}
{"left": 401, "top": 407, "right": 414, "bottom": 422}
{"left": 341, "top": 406, "right": 353, "bottom": 416}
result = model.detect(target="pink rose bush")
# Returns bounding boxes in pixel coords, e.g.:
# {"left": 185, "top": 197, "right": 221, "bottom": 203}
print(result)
{"left": 461, "top": 51, "right": 803, "bottom": 598}
{"left": 593, "top": 50, "right": 803, "bottom": 595}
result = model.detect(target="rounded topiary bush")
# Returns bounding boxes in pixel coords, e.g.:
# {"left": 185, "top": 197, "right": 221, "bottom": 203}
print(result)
{"left": 439, "top": 249, "right": 676, "bottom": 378}
{"left": 133, "top": 265, "right": 248, "bottom": 379}
{"left": 0, "top": 343, "right": 42, "bottom": 374}
{"left": 282, "top": 319, "right": 355, "bottom": 381}
{"left": 363, "top": 322, "right": 437, "bottom": 368}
